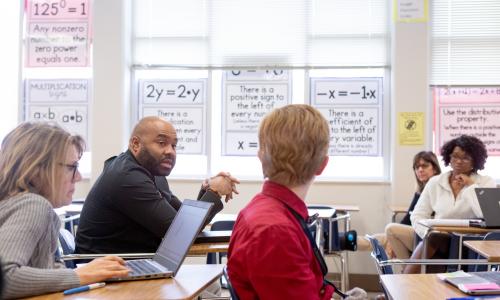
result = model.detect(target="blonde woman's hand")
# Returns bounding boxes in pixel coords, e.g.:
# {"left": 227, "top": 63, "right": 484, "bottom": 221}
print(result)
{"left": 75, "top": 256, "right": 129, "bottom": 285}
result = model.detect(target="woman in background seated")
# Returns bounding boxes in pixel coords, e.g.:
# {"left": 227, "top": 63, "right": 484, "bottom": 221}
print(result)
{"left": 385, "top": 151, "right": 441, "bottom": 259}
{"left": 405, "top": 135, "right": 496, "bottom": 273}
{"left": 0, "top": 122, "right": 129, "bottom": 299}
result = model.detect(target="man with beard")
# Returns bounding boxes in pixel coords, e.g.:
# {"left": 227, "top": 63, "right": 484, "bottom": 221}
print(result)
{"left": 75, "top": 117, "right": 239, "bottom": 254}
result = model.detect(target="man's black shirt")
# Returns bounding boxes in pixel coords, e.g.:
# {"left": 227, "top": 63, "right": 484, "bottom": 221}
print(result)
{"left": 75, "top": 150, "right": 223, "bottom": 254}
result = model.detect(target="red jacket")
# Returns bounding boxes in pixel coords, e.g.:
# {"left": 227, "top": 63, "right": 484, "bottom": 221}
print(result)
{"left": 228, "top": 181, "right": 334, "bottom": 300}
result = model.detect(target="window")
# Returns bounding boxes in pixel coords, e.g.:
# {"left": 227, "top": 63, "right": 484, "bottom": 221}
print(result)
{"left": 132, "top": 0, "right": 389, "bottom": 180}
{"left": 0, "top": 1, "right": 22, "bottom": 142}
{"left": 431, "top": 0, "right": 500, "bottom": 179}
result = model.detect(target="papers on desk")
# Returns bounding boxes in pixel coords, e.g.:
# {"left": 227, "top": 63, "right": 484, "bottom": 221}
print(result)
{"left": 438, "top": 271, "right": 500, "bottom": 295}
{"left": 418, "top": 219, "right": 479, "bottom": 227}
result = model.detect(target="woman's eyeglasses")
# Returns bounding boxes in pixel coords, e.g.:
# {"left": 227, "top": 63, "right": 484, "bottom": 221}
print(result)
{"left": 450, "top": 154, "right": 472, "bottom": 163}
{"left": 60, "top": 162, "right": 79, "bottom": 180}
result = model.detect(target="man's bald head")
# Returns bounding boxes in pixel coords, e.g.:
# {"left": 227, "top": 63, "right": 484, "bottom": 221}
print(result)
{"left": 130, "top": 116, "right": 173, "bottom": 142}
{"left": 129, "top": 116, "right": 178, "bottom": 176}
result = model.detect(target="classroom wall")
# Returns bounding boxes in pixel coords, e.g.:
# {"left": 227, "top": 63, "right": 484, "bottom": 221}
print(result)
{"left": 70, "top": 0, "right": 431, "bottom": 275}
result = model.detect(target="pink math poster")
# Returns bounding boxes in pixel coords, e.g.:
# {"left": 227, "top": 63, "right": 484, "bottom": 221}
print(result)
{"left": 25, "top": 0, "right": 92, "bottom": 67}
{"left": 434, "top": 87, "right": 500, "bottom": 156}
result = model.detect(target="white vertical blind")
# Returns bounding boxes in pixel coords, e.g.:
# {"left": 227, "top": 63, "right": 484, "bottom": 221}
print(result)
{"left": 431, "top": 0, "right": 500, "bottom": 85}
{"left": 133, "top": 0, "right": 388, "bottom": 67}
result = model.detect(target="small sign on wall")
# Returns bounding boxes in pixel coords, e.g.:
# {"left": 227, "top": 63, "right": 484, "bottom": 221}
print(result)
{"left": 398, "top": 112, "right": 424, "bottom": 145}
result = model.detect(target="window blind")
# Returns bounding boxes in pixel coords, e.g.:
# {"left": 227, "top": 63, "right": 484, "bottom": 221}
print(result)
{"left": 431, "top": 0, "right": 500, "bottom": 85}
{"left": 133, "top": 0, "right": 388, "bottom": 68}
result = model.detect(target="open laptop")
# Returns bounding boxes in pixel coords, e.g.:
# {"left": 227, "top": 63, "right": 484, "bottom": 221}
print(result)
{"left": 470, "top": 188, "right": 500, "bottom": 229}
{"left": 109, "top": 199, "right": 213, "bottom": 281}
{"left": 443, "top": 271, "right": 500, "bottom": 295}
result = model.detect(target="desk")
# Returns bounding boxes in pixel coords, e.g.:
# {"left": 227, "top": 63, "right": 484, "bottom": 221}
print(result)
{"left": 22, "top": 264, "right": 223, "bottom": 300}
{"left": 380, "top": 273, "right": 472, "bottom": 300}
{"left": 189, "top": 242, "right": 229, "bottom": 255}
{"left": 388, "top": 204, "right": 407, "bottom": 223}
{"left": 419, "top": 223, "right": 499, "bottom": 273}
{"left": 464, "top": 240, "right": 500, "bottom": 262}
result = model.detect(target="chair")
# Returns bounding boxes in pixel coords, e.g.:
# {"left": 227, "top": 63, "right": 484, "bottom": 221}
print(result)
{"left": 61, "top": 213, "right": 80, "bottom": 236}
{"left": 366, "top": 235, "right": 393, "bottom": 275}
{"left": 307, "top": 205, "right": 351, "bottom": 291}
{"left": 57, "top": 228, "right": 154, "bottom": 267}
{"left": 206, "top": 220, "right": 234, "bottom": 265}
{"left": 366, "top": 234, "right": 496, "bottom": 275}
{"left": 223, "top": 266, "right": 239, "bottom": 300}
{"left": 58, "top": 228, "right": 77, "bottom": 268}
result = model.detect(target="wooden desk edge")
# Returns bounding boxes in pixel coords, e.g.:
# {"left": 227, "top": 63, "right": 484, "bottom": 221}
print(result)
{"left": 388, "top": 204, "right": 407, "bottom": 213}
{"left": 330, "top": 204, "right": 360, "bottom": 212}
{"left": 463, "top": 240, "right": 500, "bottom": 262}
{"left": 425, "top": 225, "right": 494, "bottom": 234}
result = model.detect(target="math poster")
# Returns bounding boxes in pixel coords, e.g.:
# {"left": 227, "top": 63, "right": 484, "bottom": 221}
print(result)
{"left": 24, "top": 79, "right": 90, "bottom": 144}
{"left": 398, "top": 112, "right": 424, "bottom": 145}
{"left": 222, "top": 70, "right": 291, "bottom": 156}
{"left": 139, "top": 80, "right": 207, "bottom": 155}
{"left": 26, "top": 0, "right": 91, "bottom": 67}
{"left": 434, "top": 87, "right": 500, "bottom": 156}
{"left": 310, "top": 77, "right": 384, "bottom": 156}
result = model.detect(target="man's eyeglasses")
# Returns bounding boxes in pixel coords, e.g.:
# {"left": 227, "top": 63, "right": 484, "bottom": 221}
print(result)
{"left": 450, "top": 154, "right": 472, "bottom": 163}
{"left": 60, "top": 162, "right": 79, "bottom": 180}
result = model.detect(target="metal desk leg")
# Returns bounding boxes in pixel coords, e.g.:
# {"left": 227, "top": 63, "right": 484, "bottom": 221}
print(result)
{"left": 458, "top": 235, "right": 463, "bottom": 270}
{"left": 344, "top": 213, "right": 350, "bottom": 290}
{"left": 316, "top": 219, "right": 324, "bottom": 255}
{"left": 421, "top": 230, "right": 430, "bottom": 273}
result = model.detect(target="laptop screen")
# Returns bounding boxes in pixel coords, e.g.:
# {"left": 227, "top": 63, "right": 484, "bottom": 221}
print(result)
{"left": 475, "top": 188, "right": 500, "bottom": 227}
{"left": 153, "top": 199, "right": 213, "bottom": 275}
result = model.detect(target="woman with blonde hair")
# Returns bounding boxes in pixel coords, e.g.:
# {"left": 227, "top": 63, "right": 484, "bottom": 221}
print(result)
{"left": 0, "top": 122, "right": 129, "bottom": 299}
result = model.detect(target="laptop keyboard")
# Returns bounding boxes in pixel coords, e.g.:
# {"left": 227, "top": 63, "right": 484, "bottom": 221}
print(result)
{"left": 126, "top": 260, "right": 162, "bottom": 276}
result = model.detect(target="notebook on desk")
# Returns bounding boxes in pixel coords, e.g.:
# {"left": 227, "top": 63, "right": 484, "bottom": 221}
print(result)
{"left": 470, "top": 188, "right": 500, "bottom": 229}
{"left": 440, "top": 271, "right": 500, "bottom": 295}
{"left": 108, "top": 199, "right": 213, "bottom": 281}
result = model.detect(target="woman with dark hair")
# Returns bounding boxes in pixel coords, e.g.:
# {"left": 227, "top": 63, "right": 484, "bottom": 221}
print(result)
{"left": 385, "top": 151, "right": 441, "bottom": 259}
{"left": 404, "top": 135, "right": 496, "bottom": 273}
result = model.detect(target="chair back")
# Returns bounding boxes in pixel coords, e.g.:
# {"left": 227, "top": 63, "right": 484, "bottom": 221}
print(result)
{"left": 207, "top": 220, "right": 234, "bottom": 265}
{"left": 366, "top": 235, "right": 393, "bottom": 275}
{"left": 223, "top": 266, "right": 239, "bottom": 300}
{"left": 307, "top": 205, "right": 340, "bottom": 252}
{"left": 58, "top": 228, "right": 76, "bottom": 268}
{"left": 484, "top": 231, "right": 500, "bottom": 241}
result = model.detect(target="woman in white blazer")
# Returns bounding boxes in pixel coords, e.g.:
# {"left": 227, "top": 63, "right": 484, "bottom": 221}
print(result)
{"left": 405, "top": 135, "right": 496, "bottom": 273}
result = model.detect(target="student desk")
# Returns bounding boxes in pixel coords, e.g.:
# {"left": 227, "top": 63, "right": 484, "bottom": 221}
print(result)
{"left": 189, "top": 242, "right": 229, "bottom": 255}
{"left": 22, "top": 264, "right": 223, "bottom": 300}
{"left": 380, "top": 273, "right": 474, "bottom": 300}
{"left": 419, "top": 223, "right": 499, "bottom": 272}
{"left": 388, "top": 204, "right": 407, "bottom": 223}
{"left": 464, "top": 240, "right": 500, "bottom": 262}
